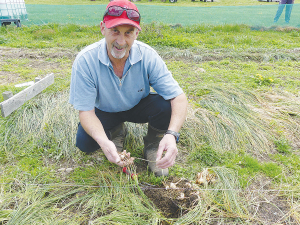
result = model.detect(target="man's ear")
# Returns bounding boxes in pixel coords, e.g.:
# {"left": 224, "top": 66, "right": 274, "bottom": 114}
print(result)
{"left": 135, "top": 29, "right": 140, "bottom": 39}
{"left": 100, "top": 22, "right": 106, "bottom": 35}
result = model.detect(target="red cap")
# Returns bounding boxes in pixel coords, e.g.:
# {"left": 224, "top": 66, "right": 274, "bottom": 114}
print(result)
{"left": 103, "top": 0, "right": 141, "bottom": 31}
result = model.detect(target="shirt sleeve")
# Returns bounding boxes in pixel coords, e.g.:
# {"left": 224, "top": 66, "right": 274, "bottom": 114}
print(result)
{"left": 69, "top": 56, "right": 97, "bottom": 111}
{"left": 147, "top": 51, "right": 183, "bottom": 100}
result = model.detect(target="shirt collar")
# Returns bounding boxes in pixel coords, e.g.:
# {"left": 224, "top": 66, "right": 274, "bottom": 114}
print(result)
{"left": 98, "top": 39, "right": 142, "bottom": 66}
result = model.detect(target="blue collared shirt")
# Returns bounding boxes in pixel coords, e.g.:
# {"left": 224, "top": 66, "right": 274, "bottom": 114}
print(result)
{"left": 69, "top": 39, "right": 183, "bottom": 112}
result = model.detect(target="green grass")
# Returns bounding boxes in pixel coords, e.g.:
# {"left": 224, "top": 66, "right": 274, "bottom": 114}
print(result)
{"left": 1, "top": 22, "right": 300, "bottom": 223}
{"left": 2, "top": 23, "right": 300, "bottom": 50}
{"left": 25, "top": 0, "right": 279, "bottom": 7}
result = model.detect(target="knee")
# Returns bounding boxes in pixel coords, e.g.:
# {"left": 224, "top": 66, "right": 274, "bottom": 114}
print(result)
{"left": 76, "top": 123, "right": 100, "bottom": 153}
{"left": 160, "top": 98, "right": 171, "bottom": 118}
{"left": 148, "top": 95, "right": 171, "bottom": 130}
{"left": 76, "top": 140, "right": 99, "bottom": 154}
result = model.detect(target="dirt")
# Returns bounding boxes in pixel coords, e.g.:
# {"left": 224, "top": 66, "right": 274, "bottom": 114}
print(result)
{"left": 0, "top": 47, "right": 76, "bottom": 85}
{"left": 143, "top": 177, "right": 200, "bottom": 218}
{"left": 246, "top": 176, "right": 296, "bottom": 225}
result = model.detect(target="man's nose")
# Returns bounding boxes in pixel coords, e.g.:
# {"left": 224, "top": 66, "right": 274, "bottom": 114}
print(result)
{"left": 116, "top": 34, "right": 126, "bottom": 46}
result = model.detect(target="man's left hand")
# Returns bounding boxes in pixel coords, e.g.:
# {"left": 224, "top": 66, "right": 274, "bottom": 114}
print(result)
{"left": 155, "top": 134, "right": 178, "bottom": 169}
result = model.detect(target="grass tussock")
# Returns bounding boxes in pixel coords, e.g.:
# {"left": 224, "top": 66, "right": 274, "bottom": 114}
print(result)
{"left": 0, "top": 173, "right": 162, "bottom": 224}
{"left": 1, "top": 91, "right": 78, "bottom": 160}
{"left": 184, "top": 87, "right": 273, "bottom": 156}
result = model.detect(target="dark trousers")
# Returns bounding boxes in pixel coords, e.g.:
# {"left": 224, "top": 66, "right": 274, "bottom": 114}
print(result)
{"left": 76, "top": 94, "right": 171, "bottom": 153}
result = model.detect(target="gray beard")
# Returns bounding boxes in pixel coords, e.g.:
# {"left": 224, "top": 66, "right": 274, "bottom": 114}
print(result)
{"left": 111, "top": 48, "right": 126, "bottom": 59}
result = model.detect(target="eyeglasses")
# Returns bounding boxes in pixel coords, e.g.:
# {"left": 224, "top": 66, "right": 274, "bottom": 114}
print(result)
{"left": 103, "top": 5, "right": 141, "bottom": 22}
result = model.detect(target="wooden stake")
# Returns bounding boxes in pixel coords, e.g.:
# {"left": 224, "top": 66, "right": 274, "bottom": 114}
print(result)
{"left": 0, "top": 73, "right": 54, "bottom": 117}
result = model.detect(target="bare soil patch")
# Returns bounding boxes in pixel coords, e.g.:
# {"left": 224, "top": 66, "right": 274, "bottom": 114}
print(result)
{"left": 143, "top": 176, "right": 199, "bottom": 218}
{"left": 0, "top": 47, "right": 76, "bottom": 85}
{"left": 246, "top": 176, "right": 297, "bottom": 225}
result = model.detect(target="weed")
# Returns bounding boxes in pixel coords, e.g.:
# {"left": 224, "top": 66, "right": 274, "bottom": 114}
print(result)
{"left": 0, "top": 150, "right": 8, "bottom": 164}
{"left": 254, "top": 73, "right": 274, "bottom": 86}
{"left": 188, "top": 144, "right": 223, "bottom": 167}
{"left": 261, "top": 162, "right": 282, "bottom": 179}
{"left": 139, "top": 171, "right": 167, "bottom": 186}
{"left": 274, "top": 137, "right": 291, "bottom": 154}
{"left": 0, "top": 35, "right": 8, "bottom": 44}
{"left": 70, "top": 167, "right": 103, "bottom": 185}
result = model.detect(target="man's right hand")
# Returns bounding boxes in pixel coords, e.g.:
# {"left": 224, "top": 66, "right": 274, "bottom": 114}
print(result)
{"left": 101, "top": 140, "right": 134, "bottom": 167}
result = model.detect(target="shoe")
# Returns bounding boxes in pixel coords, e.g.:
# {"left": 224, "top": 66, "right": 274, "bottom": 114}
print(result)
{"left": 143, "top": 125, "right": 168, "bottom": 176}
{"left": 109, "top": 123, "right": 127, "bottom": 153}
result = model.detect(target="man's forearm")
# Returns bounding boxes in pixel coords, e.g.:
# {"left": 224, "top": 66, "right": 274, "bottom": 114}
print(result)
{"left": 79, "top": 110, "right": 109, "bottom": 146}
{"left": 168, "top": 93, "right": 188, "bottom": 132}
{"left": 79, "top": 110, "right": 133, "bottom": 166}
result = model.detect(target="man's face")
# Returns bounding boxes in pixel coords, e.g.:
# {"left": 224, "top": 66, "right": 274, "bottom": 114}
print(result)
{"left": 101, "top": 23, "right": 139, "bottom": 60}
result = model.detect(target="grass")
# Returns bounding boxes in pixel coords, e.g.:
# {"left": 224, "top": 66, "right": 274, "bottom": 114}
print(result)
{"left": 1, "top": 15, "right": 300, "bottom": 225}
{"left": 25, "top": 0, "right": 279, "bottom": 7}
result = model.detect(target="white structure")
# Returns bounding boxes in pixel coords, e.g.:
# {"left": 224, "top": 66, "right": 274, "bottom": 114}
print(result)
{"left": 0, "top": 0, "right": 27, "bottom": 20}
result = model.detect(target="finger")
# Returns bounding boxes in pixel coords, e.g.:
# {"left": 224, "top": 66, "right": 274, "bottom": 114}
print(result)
{"left": 156, "top": 150, "right": 177, "bottom": 168}
{"left": 114, "top": 153, "right": 126, "bottom": 166}
{"left": 156, "top": 157, "right": 172, "bottom": 169}
{"left": 117, "top": 160, "right": 127, "bottom": 167}
{"left": 156, "top": 144, "right": 165, "bottom": 161}
{"left": 159, "top": 158, "right": 176, "bottom": 169}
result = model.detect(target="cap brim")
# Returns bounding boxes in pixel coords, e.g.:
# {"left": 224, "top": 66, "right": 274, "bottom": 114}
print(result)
{"left": 105, "top": 18, "right": 141, "bottom": 31}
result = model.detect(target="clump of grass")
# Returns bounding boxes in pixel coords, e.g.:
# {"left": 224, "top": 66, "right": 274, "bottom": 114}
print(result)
{"left": 226, "top": 154, "right": 283, "bottom": 187}
{"left": 0, "top": 91, "right": 79, "bottom": 160}
{"left": 0, "top": 23, "right": 102, "bottom": 49}
{"left": 188, "top": 144, "right": 224, "bottom": 167}
{"left": 0, "top": 170, "right": 162, "bottom": 224}
{"left": 184, "top": 86, "right": 273, "bottom": 156}
{"left": 274, "top": 137, "right": 291, "bottom": 154}
{"left": 123, "top": 122, "right": 146, "bottom": 157}
{"left": 139, "top": 22, "right": 196, "bottom": 49}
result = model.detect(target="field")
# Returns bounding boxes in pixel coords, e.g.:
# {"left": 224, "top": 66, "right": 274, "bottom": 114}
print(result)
{"left": 25, "top": 0, "right": 279, "bottom": 7}
{"left": 1, "top": 0, "right": 300, "bottom": 224}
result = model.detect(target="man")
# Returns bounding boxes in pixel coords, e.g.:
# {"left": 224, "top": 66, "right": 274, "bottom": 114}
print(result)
{"left": 69, "top": 0, "right": 188, "bottom": 176}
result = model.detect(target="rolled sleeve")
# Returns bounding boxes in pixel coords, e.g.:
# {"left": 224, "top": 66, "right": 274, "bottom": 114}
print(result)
{"left": 69, "top": 59, "right": 97, "bottom": 111}
{"left": 147, "top": 51, "right": 183, "bottom": 100}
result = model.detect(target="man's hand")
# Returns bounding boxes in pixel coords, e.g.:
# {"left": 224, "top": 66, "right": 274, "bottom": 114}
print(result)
{"left": 155, "top": 134, "right": 178, "bottom": 169}
{"left": 154, "top": 93, "right": 187, "bottom": 169}
{"left": 101, "top": 140, "right": 134, "bottom": 167}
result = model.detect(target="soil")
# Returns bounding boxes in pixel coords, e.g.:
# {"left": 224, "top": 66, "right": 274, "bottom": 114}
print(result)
{"left": 143, "top": 177, "right": 200, "bottom": 218}
{"left": 246, "top": 175, "right": 297, "bottom": 225}
{"left": 0, "top": 46, "right": 76, "bottom": 85}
